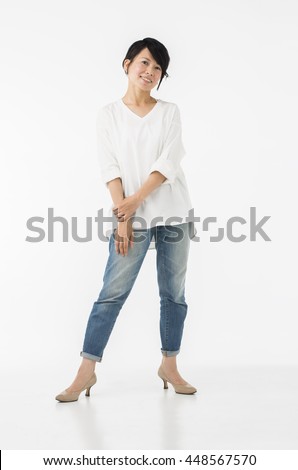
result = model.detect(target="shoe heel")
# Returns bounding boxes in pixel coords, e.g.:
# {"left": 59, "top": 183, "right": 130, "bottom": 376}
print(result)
{"left": 157, "top": 366, "right": 197, "bottom": 395}
{"left": 55, "top": 373, "right": 97, "bottom": 403}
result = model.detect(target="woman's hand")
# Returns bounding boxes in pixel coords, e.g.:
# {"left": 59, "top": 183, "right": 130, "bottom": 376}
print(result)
{"left": 113, "top": 194, "right": 142, "bottom": 222}
{"left": 114, "top": 219, "right": 134, "bottom": 256}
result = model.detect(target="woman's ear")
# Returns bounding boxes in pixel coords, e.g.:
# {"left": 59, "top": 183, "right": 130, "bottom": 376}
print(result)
{"left": 123, "top": 59, "right": 130, "bottom": 74}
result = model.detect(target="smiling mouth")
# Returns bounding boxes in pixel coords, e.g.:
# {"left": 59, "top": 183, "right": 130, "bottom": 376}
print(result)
{"left": 140, "top": 76, "right": 152, "bottom": 83}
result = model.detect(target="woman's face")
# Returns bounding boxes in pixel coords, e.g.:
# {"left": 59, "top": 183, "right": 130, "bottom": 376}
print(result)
{"left": 124, "top": 47, "right": 162, "bottom": 91}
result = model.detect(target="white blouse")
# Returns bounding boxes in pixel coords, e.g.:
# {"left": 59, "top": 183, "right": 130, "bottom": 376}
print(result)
{"left": 96, "top": 98, "right": 196, "bottom": 249}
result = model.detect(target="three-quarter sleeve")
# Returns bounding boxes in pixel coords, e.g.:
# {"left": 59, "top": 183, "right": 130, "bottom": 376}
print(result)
{"left": 96, "top": 107, "right": 121, "bottom": 186}
{"left": 148, "top": 104, "right": 186, "bottom": 184}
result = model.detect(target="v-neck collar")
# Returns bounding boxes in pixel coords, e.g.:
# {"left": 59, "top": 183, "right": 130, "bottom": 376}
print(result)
{"left": 119, "top": 98, "right": 160, "bottom": 120}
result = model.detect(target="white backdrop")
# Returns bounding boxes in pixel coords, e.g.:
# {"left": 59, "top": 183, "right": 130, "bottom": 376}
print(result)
{"left": 1, "top": 0, "right": 297, "bottom": 379}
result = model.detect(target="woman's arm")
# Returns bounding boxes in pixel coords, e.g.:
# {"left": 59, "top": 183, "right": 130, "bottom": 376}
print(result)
{"left": 107, "top": 177, "right": 125, "bottom": 205}
{"left": 113, "top": 171, "right": 166, "bottom": 222}
{"left": 136, "top": 170, "right": 167, "bottom": 202}
{"left": 107, "top": 177, "right": 135, "bottom": 256}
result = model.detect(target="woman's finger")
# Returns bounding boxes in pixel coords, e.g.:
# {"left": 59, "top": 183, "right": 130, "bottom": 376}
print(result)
{"left": 114, "top": 229, "right": 124, "bottom": 255}
{"left": 122, "top": 240, "right": 127, "bottom": 256}
{"left": 130, "top": 234, "right": 134, "bottom": 249}
{"left": 123, "top": 240, "right": 127, "bottom": 256}
{"left": 117, "top": 240, "right": 122, "bottom": 255}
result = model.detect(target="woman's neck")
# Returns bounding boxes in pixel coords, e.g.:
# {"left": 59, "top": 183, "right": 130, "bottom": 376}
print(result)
{"left": 122, "top": 88, "right": 156, "bottom": 106}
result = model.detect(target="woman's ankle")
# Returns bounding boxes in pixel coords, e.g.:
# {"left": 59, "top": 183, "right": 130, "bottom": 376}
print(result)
{"left": 78, "top": 358, "right": 96, "bottom": 374}
{"left": 162, "top": 356, "right": 178, "bottom": 371}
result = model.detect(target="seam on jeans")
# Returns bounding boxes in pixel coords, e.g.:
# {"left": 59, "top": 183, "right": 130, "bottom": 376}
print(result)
{"left": 158, "top": 229, "right": 169, "bottom": 351}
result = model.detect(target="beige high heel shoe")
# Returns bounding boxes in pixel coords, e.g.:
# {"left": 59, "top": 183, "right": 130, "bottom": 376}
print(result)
{"left": 158, "top": 365, "right": 197, "bottom": 395}
{"left": 55, "top": 373, "right": 97, "bottom": 402}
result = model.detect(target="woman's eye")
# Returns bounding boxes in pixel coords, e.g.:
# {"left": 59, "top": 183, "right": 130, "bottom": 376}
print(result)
{"left": 142, "top": 60, "right": 161, "bottom": 70}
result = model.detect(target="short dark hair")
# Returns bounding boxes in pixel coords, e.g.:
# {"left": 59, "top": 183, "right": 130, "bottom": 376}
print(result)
{"left": 122, "top": 37, "right": 170, "bottom": 91}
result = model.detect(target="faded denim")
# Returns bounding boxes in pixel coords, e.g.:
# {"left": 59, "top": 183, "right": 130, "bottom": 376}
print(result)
{"left": 80, "top": 222, "right": 193, "bottom": 362}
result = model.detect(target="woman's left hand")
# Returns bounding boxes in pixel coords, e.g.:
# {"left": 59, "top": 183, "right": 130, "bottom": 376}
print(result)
{"left": 113, "top": 194, "right": 141, "bottom": 222}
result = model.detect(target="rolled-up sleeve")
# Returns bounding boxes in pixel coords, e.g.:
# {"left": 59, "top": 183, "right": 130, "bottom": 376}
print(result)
{"left": 148, "top": 104, "right": 186, "bottom": 184}
{"left": 96, "top": 108, "right": 121, "bottom": 186}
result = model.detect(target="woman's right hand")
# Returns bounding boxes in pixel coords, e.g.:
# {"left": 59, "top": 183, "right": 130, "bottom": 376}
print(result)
{"left": 114, "top": 218, "right": 134, "bottom": 256}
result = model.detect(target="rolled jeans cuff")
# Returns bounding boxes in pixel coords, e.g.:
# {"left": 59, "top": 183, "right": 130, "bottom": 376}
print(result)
{"left": 80, "top": 351, "right": 102, "bottom": 362}
{"left": 161, "top": 348, "right": 180, "bottom": 357}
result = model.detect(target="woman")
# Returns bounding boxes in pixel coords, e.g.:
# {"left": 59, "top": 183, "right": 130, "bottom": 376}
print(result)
{"left": 55, "top": 37, "right": 197, "bottom": 402}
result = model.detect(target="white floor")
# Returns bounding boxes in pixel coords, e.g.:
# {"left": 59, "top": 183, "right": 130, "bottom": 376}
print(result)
{"left": 1, "top": 365, "right": 297, "bottom": 450}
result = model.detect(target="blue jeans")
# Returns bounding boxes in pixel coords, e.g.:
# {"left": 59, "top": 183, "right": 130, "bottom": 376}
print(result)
{"left": 80, "top": 222, "right": 192, "bottom": 362}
